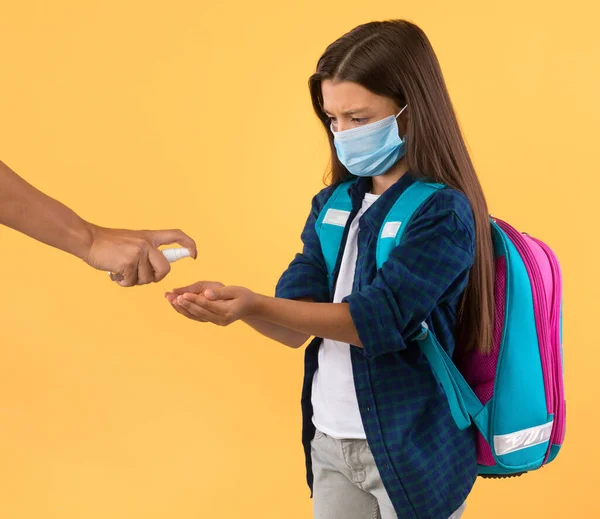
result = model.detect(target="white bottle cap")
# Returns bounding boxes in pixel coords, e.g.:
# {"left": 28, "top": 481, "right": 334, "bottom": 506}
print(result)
{"left": 161, "top": 247, "right": 192, "bottom": 263}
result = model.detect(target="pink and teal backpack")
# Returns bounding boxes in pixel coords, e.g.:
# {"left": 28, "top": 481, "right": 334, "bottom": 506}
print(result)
{"left": 316, "top": 179, "right": 566, "bottom": 477}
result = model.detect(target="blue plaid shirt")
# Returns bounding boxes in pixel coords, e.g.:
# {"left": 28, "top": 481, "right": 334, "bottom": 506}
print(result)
{"left": 275, "top": 173, "right": 478, "bottom": 519}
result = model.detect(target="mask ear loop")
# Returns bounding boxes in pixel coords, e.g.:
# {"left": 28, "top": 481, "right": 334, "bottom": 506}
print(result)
{"left": 395, "top": 104, "right": 408, "bottom": 118}
{"left": 396, "top": 104, "right": 409, "bottom": 144}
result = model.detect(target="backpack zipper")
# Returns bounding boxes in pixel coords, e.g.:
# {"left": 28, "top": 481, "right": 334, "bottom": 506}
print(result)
{"left": 494, "top": 219, "right": 557, "bottom": 462}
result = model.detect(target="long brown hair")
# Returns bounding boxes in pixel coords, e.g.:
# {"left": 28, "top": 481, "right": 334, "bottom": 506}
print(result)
{"left": 309, "top": 20, "right": 494, "bottom": 354}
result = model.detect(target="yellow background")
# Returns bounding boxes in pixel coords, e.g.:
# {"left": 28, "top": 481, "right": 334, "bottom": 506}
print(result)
{"left": 0, "top": 0, "right": 597, "bottom": 517}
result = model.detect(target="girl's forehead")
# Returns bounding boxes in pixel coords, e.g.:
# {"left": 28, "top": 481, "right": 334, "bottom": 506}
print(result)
{"left": 321, "top": 80, "right": 395, "bottom": 113}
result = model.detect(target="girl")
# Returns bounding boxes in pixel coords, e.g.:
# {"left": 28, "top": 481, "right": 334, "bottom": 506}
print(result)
{"left": 167, "top": 19, "right": 494, "bottom": 519}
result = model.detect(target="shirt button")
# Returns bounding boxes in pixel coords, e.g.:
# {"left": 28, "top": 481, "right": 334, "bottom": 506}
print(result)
{"left": 366, "top": 406, "right": 371, "bottom": 412}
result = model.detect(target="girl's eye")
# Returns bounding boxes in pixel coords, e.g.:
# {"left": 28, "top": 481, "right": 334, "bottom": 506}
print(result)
{"left": 352, "top": 117, "right": 368, "bottom": 124}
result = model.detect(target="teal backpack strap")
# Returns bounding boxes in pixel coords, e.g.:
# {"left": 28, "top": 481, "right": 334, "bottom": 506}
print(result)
{"left": 376, "top": 181, "right": 445, "bottom": 269}
{"left": 374, "top": 180, "right": 488, "bottom": 436}
{"left": 416, "top": 324, "right": 489, "bottom": 438}
{"left": 315, "top": 179, "right": 356, "bottom": 290}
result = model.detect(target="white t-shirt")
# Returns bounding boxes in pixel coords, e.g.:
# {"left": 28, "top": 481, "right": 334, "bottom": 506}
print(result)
{"left": 311, "top": 192, "right": 380, "bottom": 439}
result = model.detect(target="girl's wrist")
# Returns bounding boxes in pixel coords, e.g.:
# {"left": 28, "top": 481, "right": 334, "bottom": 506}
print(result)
{"left": 248, "top": 292, "right": 268, "bottom": 319}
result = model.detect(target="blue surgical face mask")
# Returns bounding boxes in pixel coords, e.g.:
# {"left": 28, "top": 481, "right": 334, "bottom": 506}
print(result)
{"left": 331, "top": 105, "right": 408, "bottom": 177}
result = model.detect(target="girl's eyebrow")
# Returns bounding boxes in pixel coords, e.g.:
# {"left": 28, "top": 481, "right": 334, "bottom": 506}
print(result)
{"left": 324, "top": 107, "right": 369, "bottom": 116}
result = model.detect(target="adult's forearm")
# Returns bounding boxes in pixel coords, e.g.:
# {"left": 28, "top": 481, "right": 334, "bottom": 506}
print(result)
{"left": 0, "top": 160, "right": 93, "bottom": 259}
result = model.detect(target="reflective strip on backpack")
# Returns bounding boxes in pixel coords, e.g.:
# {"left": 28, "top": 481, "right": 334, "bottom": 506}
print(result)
{"left": 322, "top": 208, "right": 351, "bottom": 227}
{"left": 493, "top": 420, "right": 553, "bottom": 456}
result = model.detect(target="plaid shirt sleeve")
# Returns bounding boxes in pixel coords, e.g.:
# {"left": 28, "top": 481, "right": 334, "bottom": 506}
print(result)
{"left": 344, "top": 189, "right": 476, "bottom": 359}
{"left": 275, "top": 187, "right": 333, "bottom": 303}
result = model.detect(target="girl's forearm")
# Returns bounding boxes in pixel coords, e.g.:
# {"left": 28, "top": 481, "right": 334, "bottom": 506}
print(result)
{"left": 251, "top": 295, "right": 362, "bottom": 347}
{"left": 242, "top": 317, "right": 310, "bottom": 348}
{"left": 241, "top": 297, "right": 314, "bottom": 348}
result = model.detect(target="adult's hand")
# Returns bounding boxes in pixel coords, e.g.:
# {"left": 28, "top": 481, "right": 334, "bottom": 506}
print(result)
{"left": 0, "top": 160, "right": 196, "bottom": 286}
{"left": 87, "top": 227, "right": 197, "bottom": 287}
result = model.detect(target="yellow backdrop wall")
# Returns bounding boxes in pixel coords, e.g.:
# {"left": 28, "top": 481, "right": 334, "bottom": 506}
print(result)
{"left": 0, "top": 1, "right": 596, "bottom": 517}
